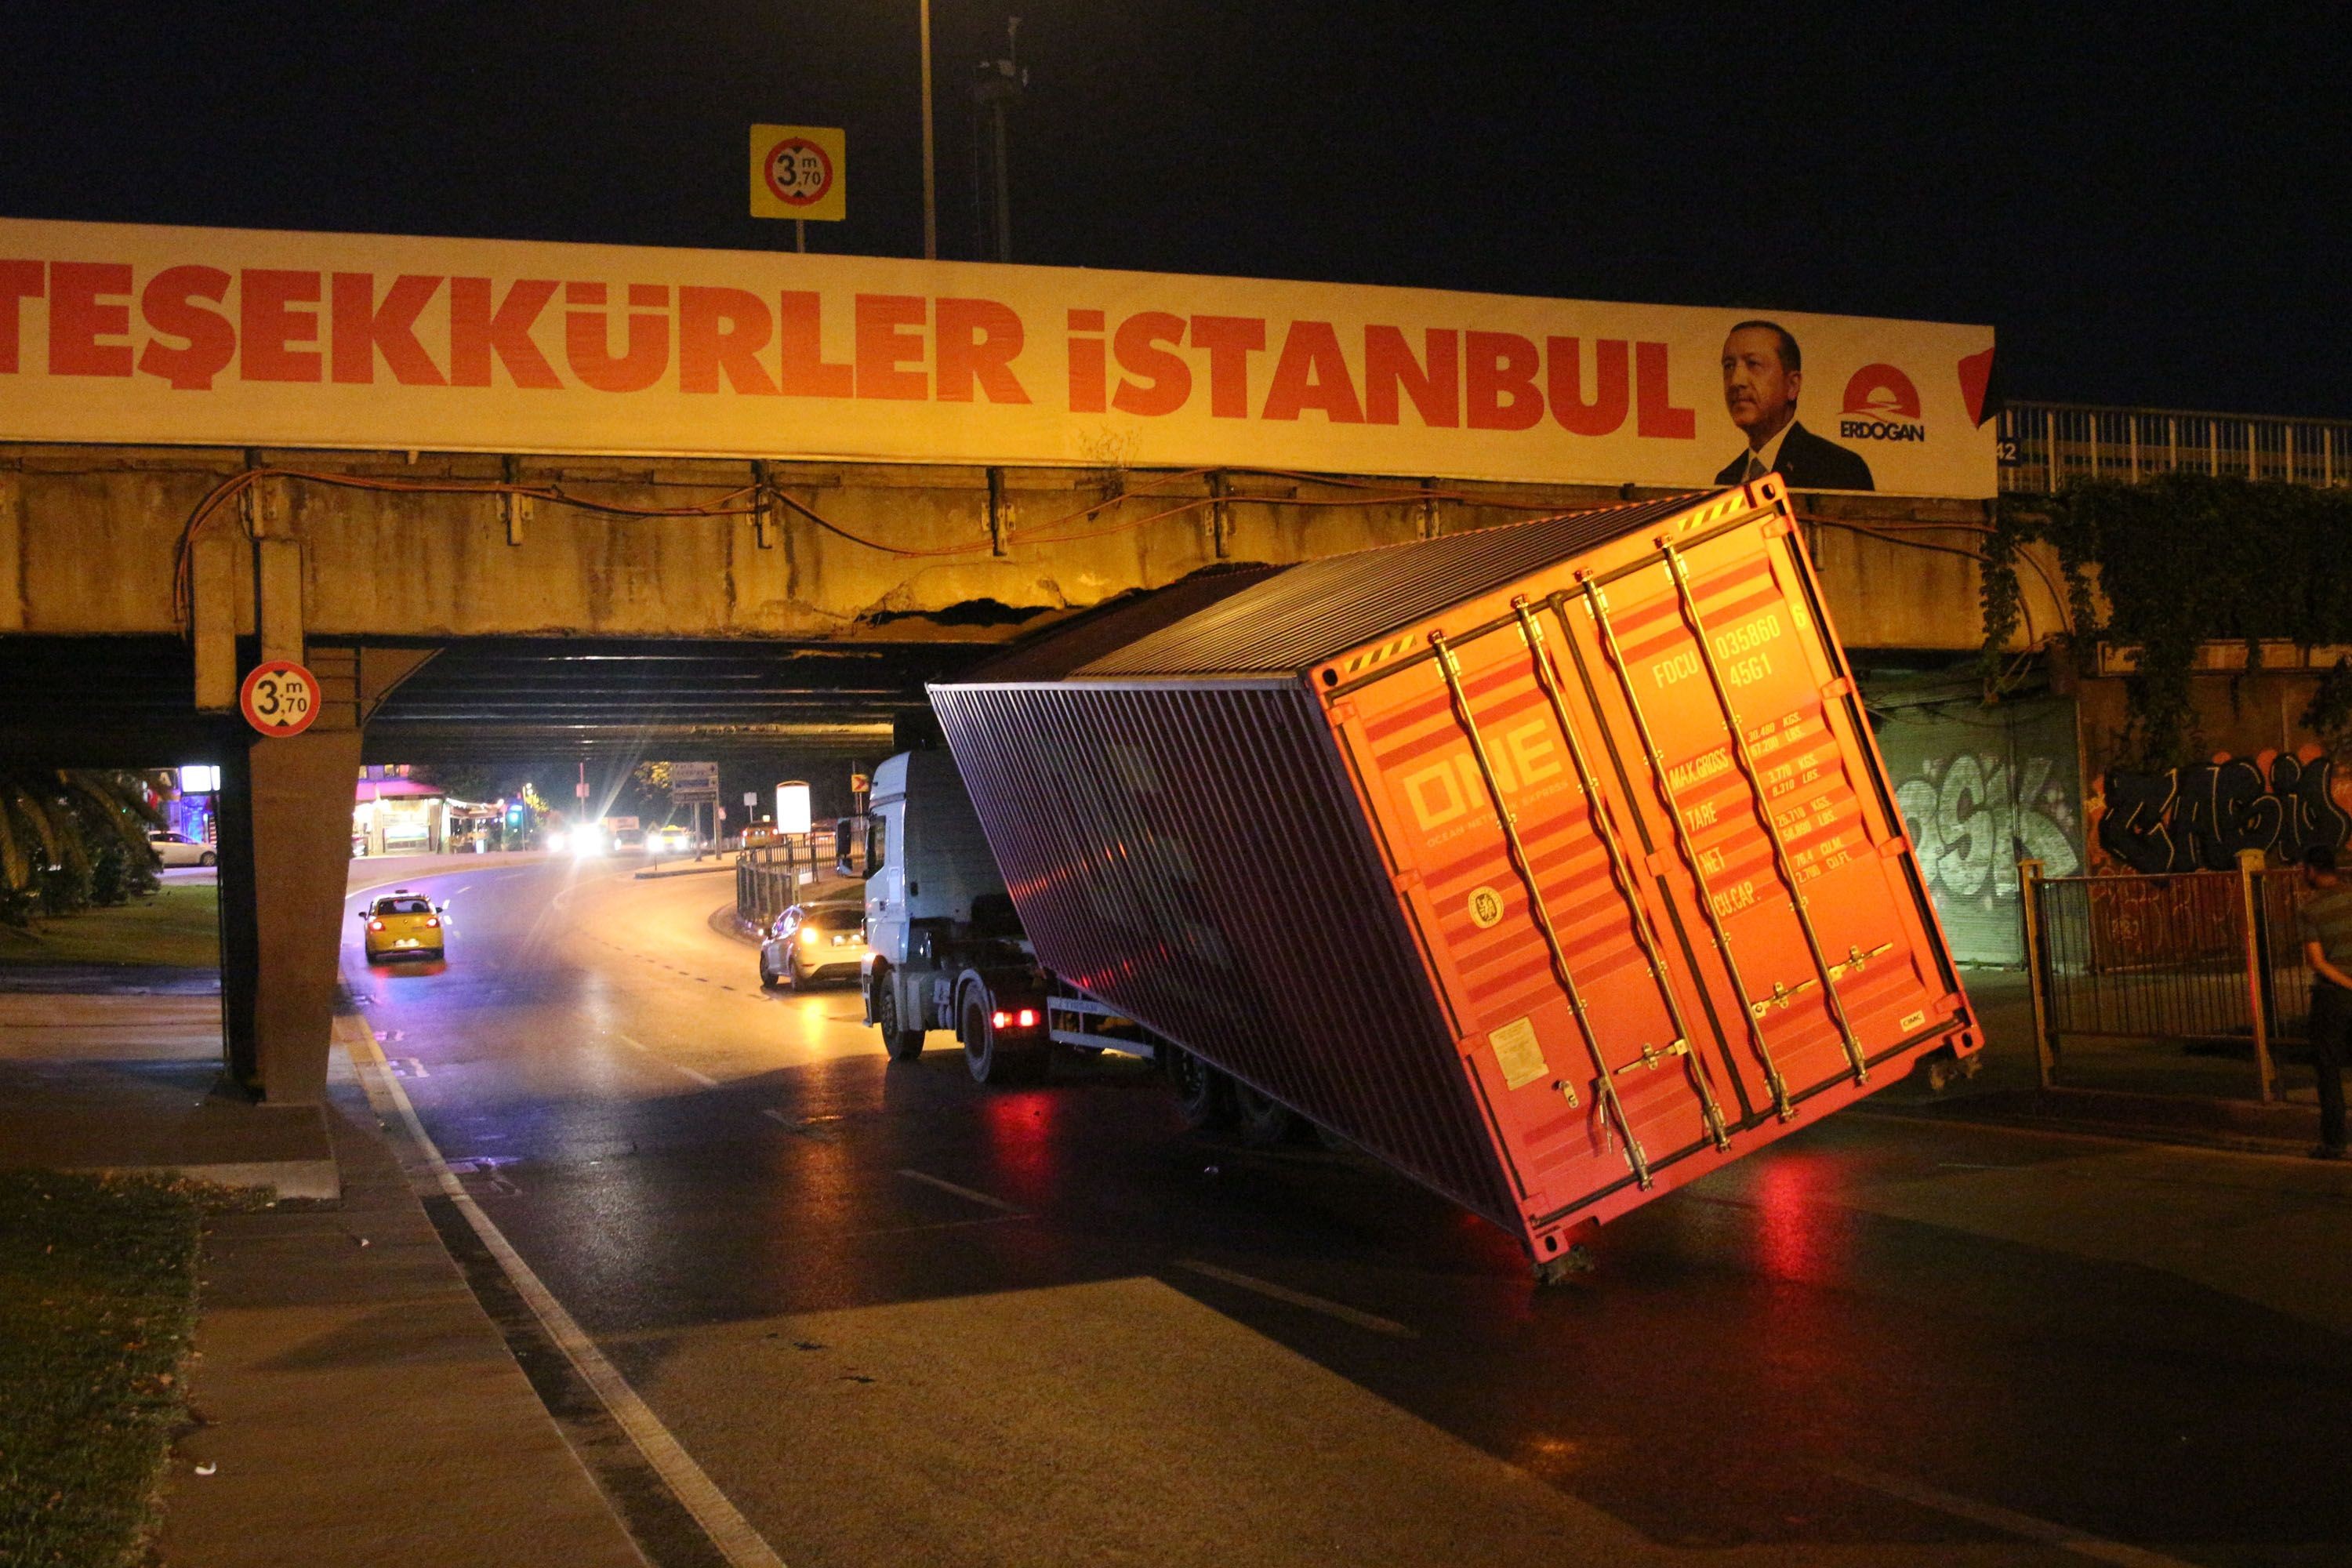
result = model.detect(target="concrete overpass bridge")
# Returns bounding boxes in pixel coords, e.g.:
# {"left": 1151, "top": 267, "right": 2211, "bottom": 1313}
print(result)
{"left": 0, "top": 440, "right": 2005, "bottom": 1102}
{"left": 0, "top": 214, "right": 2016, "bottom": 1105}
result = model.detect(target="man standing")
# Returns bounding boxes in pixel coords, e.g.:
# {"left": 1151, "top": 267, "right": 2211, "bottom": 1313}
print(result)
{"left": 2297, "top": 844, "right": 2352, "bottom": 1160}
{"left": 1715, "top": 320, "right": 1875, "bottom": 492}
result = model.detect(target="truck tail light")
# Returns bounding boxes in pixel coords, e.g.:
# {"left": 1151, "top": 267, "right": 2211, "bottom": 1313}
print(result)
{"left": 1017, "top": 1008, "right": 1038, "bottom": 1028}
{"left": 991, "top": 1010, "right": 1010, "bottom": 1028}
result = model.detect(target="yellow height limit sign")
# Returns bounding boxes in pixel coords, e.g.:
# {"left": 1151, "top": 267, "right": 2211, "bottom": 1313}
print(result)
{"left": 750, "top": 125, "right": 845, "bottom": 222}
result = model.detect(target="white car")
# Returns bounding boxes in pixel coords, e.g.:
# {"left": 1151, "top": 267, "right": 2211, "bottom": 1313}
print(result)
{"left": 759, "top": 901, "right": 868, "bottom": 990}
{"left": 148, "top": 830, "right": 216, "bottom": 868}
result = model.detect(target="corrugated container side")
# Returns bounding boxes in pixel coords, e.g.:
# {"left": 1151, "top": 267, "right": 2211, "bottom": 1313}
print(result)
{"left": 931, "top": 681, "right": 1519, "bottom": 1227}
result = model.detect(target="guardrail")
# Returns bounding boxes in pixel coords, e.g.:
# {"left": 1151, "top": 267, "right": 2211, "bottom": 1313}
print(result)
{"left": 2000, "top": 400, "right": 2352, "bottom": 492}
{"left": 2019, "top": 855, "right": 2307, "bottom": 1102}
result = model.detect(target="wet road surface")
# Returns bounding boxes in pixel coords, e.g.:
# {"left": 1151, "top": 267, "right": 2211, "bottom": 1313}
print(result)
{"left": 342, "top": 856, "right": 2352, "bottom": 1567}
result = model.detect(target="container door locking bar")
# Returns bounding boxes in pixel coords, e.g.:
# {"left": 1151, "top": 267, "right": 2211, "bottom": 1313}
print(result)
{"left": 1512, "top": 598, "right": 1728, "bottom": 1151}
{"left": 1658, "top": 539, "right": 1869, "bottom": 1086}
{"left": 1432, "top": 630, "right": 1650, "bottom": 1188}
{"left": 1575, "top": 579, "right": 1794, "bottom": 1120}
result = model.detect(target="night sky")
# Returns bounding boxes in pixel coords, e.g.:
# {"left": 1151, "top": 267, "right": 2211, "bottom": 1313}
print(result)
{"left": 2, "top": 2, "right": 2343, "bottom": 419}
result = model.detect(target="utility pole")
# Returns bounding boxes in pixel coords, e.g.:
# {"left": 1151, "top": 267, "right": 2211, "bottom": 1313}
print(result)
{"left": 920, "top": 0, "right": 937, "bottom": 260}
{"left": 971, "top": 16, "right": 1025, "bottom": 263}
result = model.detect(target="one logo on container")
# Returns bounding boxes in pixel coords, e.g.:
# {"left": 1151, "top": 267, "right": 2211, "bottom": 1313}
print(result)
{"left": 1839, "top": 364, "right": 1927, "bottom": 444}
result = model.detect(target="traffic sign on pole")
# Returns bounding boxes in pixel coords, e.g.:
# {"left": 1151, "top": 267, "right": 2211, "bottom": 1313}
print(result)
{"left": 750, "top": 125, "right": 846, "bottom": 222}
{"left": 238, "top": 660, "right": 319, "bottom": 738}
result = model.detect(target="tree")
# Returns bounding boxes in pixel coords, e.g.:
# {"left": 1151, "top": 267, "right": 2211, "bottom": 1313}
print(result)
{"left": 0, "top": 768, "right": 166, "bottom": 924}
{"left": 630, "top": 761, "right": 673, "bottom": 819}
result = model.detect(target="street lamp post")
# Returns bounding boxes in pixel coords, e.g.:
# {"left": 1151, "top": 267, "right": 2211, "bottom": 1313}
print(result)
{"left": 920, "top": 0, "right": 937, "bottom": 260}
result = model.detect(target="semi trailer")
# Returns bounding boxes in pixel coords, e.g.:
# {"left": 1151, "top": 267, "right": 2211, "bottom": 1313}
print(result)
{"left": 858, "top": 476, "right": 1978, "bottom": 1272}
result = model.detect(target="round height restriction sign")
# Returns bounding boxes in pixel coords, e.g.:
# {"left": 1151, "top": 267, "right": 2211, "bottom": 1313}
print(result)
{"left": 239, "top": 660, "right": 320, "bottom": 738}
{"left": 761, "top": 136, "right": 835, "bottom": 208}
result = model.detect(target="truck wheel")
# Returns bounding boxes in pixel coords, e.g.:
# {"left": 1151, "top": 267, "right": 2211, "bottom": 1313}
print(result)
{"left": 875, "top": 975, "right": 924, "bottom": 1062}
{"left": 1232, "top": 1080, "right": 1300, "bottom": 1147}
{"left": 962, "top": 999, "right": 1044, "bottom": 1086}
{"left": 1167, "top": 1046, "right": 1234, "bottom": 1131}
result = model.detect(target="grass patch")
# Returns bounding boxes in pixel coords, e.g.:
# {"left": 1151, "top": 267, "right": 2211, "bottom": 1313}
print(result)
{"left": 0, "top": 885, "right": 220, "bottom": 970}
{"left": 0, "top": 1171, "right": 206, "bottom": 1568}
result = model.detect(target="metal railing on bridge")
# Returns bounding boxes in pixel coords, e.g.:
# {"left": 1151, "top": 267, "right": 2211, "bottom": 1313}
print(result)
{"left": 2000, "top": 400, "right": 2352, "bottom": 493}
{"left": 2018, "top": 855, "right": 2308, "bottom": 1103}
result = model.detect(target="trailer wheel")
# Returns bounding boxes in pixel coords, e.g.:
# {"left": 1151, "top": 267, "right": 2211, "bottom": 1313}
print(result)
{"left": 1167, "top": 1046, "right": 1234, "bottom": 1131}
{"left": 1534, "top": 1243, "right": 1598, "bottom": 1286}
{"left": 963, "top": 999, "right": 1044, "bottom": 1086}
{"left": 1232, "top": 1081, "right": 1301, "bottom": 1147}
{"left": 874, "top": 971, "right": 925, "bottom": 1062}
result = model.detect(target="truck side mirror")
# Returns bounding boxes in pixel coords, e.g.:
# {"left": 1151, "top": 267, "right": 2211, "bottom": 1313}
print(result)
{"left": 834, "top": 818, "right": 855, "bottom": 878}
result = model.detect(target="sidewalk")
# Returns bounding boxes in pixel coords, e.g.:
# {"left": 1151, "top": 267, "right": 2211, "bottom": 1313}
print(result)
{"left": 0, "top": 993, "right": 646, "bottom": 1567}
{"left": 0, "top": 991, "right": 339, "bottom": 1200}
{"left": 152, "top": 1032, "right": 646, "bottom": 1567}
{"left": 1867, "top": 967, "right": 2332, "bottom": 1154}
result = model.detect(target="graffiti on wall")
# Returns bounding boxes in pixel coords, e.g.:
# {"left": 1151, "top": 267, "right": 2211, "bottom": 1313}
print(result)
{"left": 1893, "top": 751, "right": 2082, "bottom": 904}
{"left": 2093, "top": 746, "right": 2352, "bottom": 874}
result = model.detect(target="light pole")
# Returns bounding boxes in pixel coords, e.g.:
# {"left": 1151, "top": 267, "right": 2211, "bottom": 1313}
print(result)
{"left": 919, "top": 0, "right": 937, "bottom": 260}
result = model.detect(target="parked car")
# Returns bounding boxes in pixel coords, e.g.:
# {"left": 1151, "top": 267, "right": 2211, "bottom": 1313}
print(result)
{"left": 649, "top": 823, "right": 698, "bottom": 855}
{"left": 358, "top": 890, "right": 446, "bottom": 961}
{"left": 147, "top": 830, "right": 216, "bottom": 868}
{"left": 759, "top": 900, "right": 866, "bottom": 990}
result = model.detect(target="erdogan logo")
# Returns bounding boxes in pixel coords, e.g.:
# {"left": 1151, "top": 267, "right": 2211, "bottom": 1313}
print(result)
{"left": 1840, "top": 364, "right": 1926, "bottom": 444}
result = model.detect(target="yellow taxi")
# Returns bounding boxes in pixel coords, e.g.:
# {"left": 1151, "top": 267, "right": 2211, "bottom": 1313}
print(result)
{"left": 359, "top": 890, "right": 446, "bottom": 961}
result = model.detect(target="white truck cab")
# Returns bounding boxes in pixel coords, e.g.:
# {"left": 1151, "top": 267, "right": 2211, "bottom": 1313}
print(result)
{"left": 859, "top": 750, "right": 1033, "bottom": 1067}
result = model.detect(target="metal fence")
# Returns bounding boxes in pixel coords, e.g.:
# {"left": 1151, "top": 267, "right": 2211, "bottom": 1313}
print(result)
{"left": 734, "top": 828, "right": 865, "bottom": 931}
{"left": 2019, "top": 858, "right": 2307, "bottom": 1101}
{"left": 2000, "top": 401, "right": 2352, "bottom": 493}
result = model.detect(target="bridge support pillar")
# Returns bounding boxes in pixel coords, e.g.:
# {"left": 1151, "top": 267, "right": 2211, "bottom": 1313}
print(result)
{"left": 217, "top": 728, "right": 362, "bottom": 1104}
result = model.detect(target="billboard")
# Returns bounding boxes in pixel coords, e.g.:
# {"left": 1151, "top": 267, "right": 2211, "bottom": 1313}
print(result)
{"left": 0, "top": 216, "right": 1997, "bottom": 496}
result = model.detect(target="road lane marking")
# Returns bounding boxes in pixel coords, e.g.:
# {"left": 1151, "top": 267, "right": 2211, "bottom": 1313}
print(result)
{"left": 895, "top": 1168, "right": 1025, "bottom": 1214}
{"left": 339, "top": 1016, "right": 789, "bottom": 1568}
{"left": 1174, "top": 1259, "right": 1418, "bottom": 1339}
{"left": 613, "top": 1032, "right": 718, "bottom": 1087}
{"left": 858, "top": 1214, "right": 1030, "bottom": 1237}
{"left": 1833, "top": 1464, "right": 2202, "bottom": 1568}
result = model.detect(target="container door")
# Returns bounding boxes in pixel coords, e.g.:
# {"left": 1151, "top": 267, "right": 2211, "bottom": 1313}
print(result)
{"left": 1342, "top": 604, "right": 1737, "bottom": 1221}
{"left": 1554, "top": 512, "right": 1962, "bottom": 1109}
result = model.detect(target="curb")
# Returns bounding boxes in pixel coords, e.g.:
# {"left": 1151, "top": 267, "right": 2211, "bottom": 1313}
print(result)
{"left": 711, "top": 902, "right": 765, "bottom": 946}
{"left": 633, "top": 861, "right": 735, "bottom": 881}
{"left": 1861, "top": 1084, "right": 2322, "bottom": 1157}
{"left": 65, "top": 1156, "right": 344, "bottom": 1202}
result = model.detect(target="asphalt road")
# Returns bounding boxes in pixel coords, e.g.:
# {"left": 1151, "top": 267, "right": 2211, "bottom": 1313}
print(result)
{"left": 342, "top": 856, "right": 2352, "bottom": 1568}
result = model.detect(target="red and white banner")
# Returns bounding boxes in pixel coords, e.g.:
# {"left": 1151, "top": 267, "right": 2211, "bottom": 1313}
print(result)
{"left": 0, "top": 216, "right": 1997, "bottom": 496}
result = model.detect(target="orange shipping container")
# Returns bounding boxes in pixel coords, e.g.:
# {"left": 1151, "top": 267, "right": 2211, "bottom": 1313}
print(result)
{"left": 933, "top": 476, "right": 1978, "bottom": 1264}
